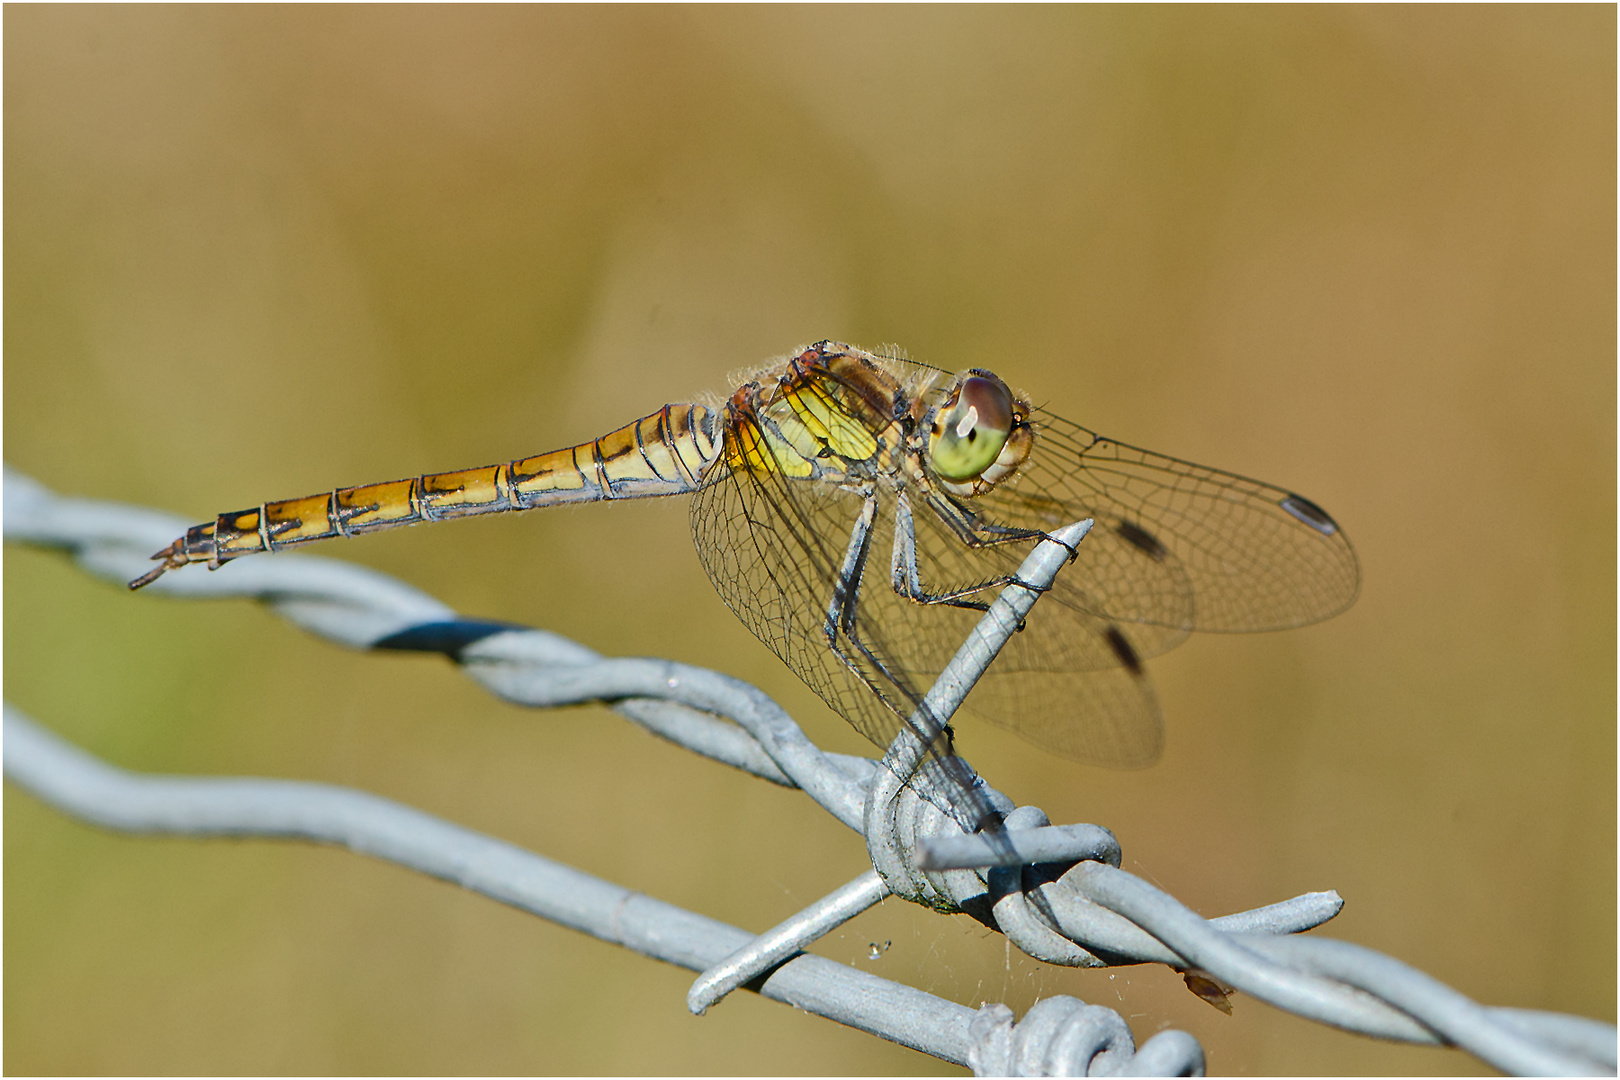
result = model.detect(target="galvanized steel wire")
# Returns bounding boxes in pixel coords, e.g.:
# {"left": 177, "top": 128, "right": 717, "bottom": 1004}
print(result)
{"left": 5, "top": 467, "right": 1615, "bottom": 1076}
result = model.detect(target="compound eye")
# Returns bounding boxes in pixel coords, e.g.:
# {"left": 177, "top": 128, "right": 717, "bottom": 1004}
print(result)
{"left": 929, "top": 375, "right": 1014, "bottom": 482}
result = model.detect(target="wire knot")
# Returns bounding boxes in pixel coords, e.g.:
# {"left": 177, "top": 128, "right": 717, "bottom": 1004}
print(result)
{"left": 861, "top": 747, "right": 1129, "bottom": 968}
{"left": 862, "top": 751, "right": 1012, "bottom": 914}
{"left": 966, "top": 996, "right": 1139, "bottom": 1077}
{"left": 983, "top": 824, "right": 1127, "bottom": 968}
{"left": 861, "top": 758, "right": 1124, "bottom": 973}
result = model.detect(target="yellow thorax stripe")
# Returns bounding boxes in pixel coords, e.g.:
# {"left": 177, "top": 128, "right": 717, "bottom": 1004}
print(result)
{"left": 725, "top": 415, "right": 813, "bottom": 479}
{"left": 785, "top": 379, "right": 879, "bottom": 461}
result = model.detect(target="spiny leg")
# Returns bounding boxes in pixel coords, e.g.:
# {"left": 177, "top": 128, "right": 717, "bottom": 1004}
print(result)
{"left": 819, "top": 494, "right": 997, "bottom": 831}
{"left": 890, "top": 490, "right": 1043, "bottom": 611}
{"left": 820, "top": 498, "right": 952, "bottom": 760}
{"left": 823, "top": 490, "right": 877, "bottom": 646}
{"left": 925, "top": 489, "right": 1069, "bottom": 553}
{"left": 823, "top": 495, "right": 939, "bottom": 741}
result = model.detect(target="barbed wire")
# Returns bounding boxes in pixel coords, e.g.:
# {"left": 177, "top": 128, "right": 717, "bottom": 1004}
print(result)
{"left": 4, "top": 467, "right": 1615, "bottom": 1076}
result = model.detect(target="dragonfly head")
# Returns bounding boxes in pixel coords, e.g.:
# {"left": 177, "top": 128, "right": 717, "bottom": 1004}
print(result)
{"left": 925, "top": 370, "right": 1033, "bottom": 497}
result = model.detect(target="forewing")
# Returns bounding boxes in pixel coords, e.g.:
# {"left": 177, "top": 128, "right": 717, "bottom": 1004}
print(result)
{"left": 974, "top": 410, "right": 1361, "bottom": 634}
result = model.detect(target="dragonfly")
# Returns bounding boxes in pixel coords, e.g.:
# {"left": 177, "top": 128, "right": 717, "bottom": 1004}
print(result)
{"left": 131, "top": 341, "right": 1359, "bottom": 830}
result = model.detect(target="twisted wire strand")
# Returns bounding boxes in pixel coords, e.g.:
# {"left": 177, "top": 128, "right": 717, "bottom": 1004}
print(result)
{"left": 5, "top": 467, "right": 1614, "bottom": 1076}
{"left": 6, "top": 704, "right": 1192, "bottom": 1076}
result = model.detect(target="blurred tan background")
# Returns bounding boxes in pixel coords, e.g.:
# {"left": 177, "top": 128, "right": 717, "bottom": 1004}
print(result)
{"left": 5, "top": 6, "right": 1613, "bottom": 1075}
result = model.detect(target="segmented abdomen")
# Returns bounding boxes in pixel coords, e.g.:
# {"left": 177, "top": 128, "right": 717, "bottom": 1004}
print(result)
{"left": 134, "top": 404, "right": 719, "bottom": 586}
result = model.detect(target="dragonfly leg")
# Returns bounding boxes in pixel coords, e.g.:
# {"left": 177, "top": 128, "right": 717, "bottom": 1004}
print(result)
{"left": 822, "top": 490, "right": 877, "bottom": 646}
{"left": 818, "top": 495, "right": 998, "bottom": 829}
{"left": 890, "top": 491, "right": 1035, "bottom": 611}
{"left": 821, "top": 494, "right": 949, "bottom": 743}
{"left": 925, "top": 490, "right": 1065, "bottom": 553}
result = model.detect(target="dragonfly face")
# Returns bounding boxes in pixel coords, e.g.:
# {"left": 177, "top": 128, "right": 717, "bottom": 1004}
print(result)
{"left": 132, "top": 340, "right": 1360, "bottom": 830}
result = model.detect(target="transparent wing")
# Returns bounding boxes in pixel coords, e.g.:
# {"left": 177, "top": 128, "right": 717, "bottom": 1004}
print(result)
{"left": 970, "top": 409, "right": 1362, "bottom": 636}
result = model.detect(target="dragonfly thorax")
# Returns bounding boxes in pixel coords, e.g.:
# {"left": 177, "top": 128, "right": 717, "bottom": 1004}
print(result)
{"left": 721, "top": 346, "right": 912, "bottom": 484}
{"left": 721, "top": 345, "right": 1037, "bottom": 504}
